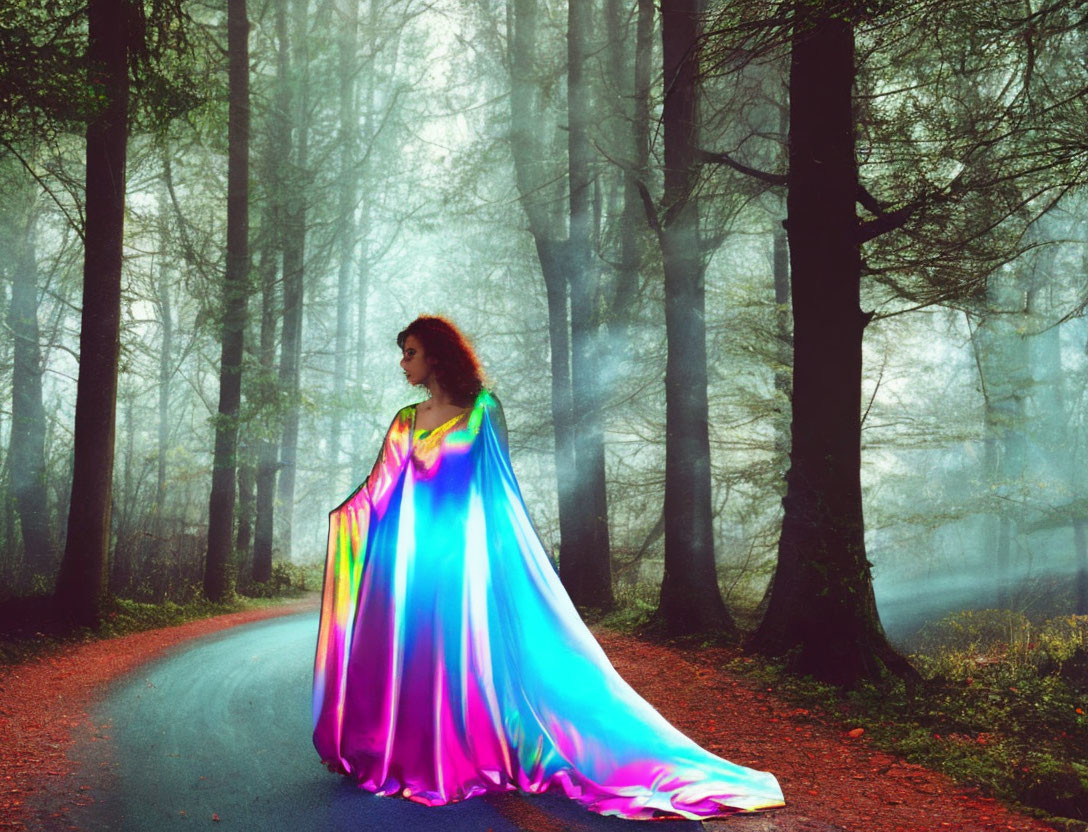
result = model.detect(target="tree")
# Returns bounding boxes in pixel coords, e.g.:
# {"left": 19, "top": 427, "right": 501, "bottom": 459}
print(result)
{"left": 505, "top": 0, "right": 581, "bottom": 598}
{"left": 746, "top": 2, "right": 917, "bottom": 687}
{"left": 251, "top": 0, "right": 294, "bottom": 585}
{"left": 273, "top": 0, "right": 311, "bottom": 562}
{"left": 53, "top": 0, "right": 131, "bottom": 627}
{"left": 643, "top": 0, "right": 737, "bottom": 638}
{"left": 696, "top": 0, "right": 1088, "bottom": 687}
{"left": 566, "top": 0, "right": 614, "bottom": 608}
{"left": 330, "top": 0, "right": 358, "bottom": 486}
{"left": 204, "top": 0, "right": 251, "bottom": 601}
{"left": 4, "top": 168, "right": 51, "bottom": 578}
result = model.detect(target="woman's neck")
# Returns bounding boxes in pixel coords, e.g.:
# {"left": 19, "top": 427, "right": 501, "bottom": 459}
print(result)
{"left": 422, "top": 381, "right": 453, "bottom": 407}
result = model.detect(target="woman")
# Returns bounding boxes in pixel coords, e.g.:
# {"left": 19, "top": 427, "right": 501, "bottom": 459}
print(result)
{"left": 312, "top": 315, "right": 785, "bottom": 821}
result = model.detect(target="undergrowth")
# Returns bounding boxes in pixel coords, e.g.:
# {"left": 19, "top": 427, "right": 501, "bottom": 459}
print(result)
{"left": 598, "top": 600, "right": 1088, "bottom": 830}
{"left": 0, "top": 560, "right": 324, "bottom": 667}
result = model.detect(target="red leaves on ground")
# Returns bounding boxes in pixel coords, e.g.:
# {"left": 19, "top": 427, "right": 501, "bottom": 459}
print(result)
{"left": 587, "top": 627, "right": 1062, "bottom": 832}
{"left": 0, "top": 597, "right": 318, "bottom": 831}
{"left": 0, "top": 598, "right": 1063, "bottom": 832}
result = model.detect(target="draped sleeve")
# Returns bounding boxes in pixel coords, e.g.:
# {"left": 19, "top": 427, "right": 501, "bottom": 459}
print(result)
{"left": 486, "top": 390, "right": 509, "bottom": 453}
{"left": 312, "top": 404, "right": 413, "bottom": 762}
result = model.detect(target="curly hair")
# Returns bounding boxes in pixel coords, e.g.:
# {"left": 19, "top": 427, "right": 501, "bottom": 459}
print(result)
{"left": 397, "top": 315, "right": 489, "bottom": 407}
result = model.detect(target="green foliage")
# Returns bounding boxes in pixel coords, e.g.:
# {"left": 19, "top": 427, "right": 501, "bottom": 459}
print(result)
{"left": 727, "top": 608, "right": 1088, "bottom": 825}
{"left": 97, "top": 594, "right": 238, "bottom": 637}
{"left": 0, "top": 590, "right": 293, "bottom": 667}
{"left": 1, "top": 0, "right": 213, "bottom": 146}
{"left": 593, "top": 591, "right": 1088, "bottom": 823}
{"left": 241, "top": 559, "right": 314, "bottom": 598}
{"left": 0, "top": 0, "right": 89, "bottom": 140}
{"left": 589, "top": 581, "right": 658, "bottom": 630}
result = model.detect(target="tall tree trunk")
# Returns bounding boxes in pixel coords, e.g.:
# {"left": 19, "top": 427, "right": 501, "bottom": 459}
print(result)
{"left": 8, "top": 199, "right": 52, "bottom": 578}
{"left": 508, "top": 0, "right": 579, "bottom": 580}
{"left": 653, "top": 0, "right": 734, "bottom": 638}
{"left": 351, "top": 0, "right": 375, "bottom": 485}
{"left": 235, "top": 440, "right": 255, "bottom": 566}
{"left": 771, "top": 103, "right": 793, "bottom": 473}
{"left": 109, "top": 385, "right": 135, "bottom": 593}
{"left": 749, "top": 6, "right": 916, "bottom": 688}
{"left": 235, "top": 271, "right": 259, "bottom": 571}
{"left": 205, "top": 0, "right": 250, "bottom": 601}
{"left": 604, "top": 0, "right": 653, "bottom": 374}
{"left": 275, "top": 0, "right": 310, "bottom": 562}
{"left": 755, "top": 106, "right": 793, "bottom": 625}
{"left": 566, "top": 0, "right": 613, "bottom": 608}
{"left": 252, "top": 237, "right": 279, "bottom": 584}
{"left": 252, "top": 0, "right": 291, "bottom": 583}
{"left": 54, "top": 0, "right": 129, "bottom": 627}
{"left": 972, "top": 265, "right": 1030, "bottom": 608}
{"left": 152, "top": 184, "right": 173, "bottom": 564}
{"left": 331, "top": 0, "right": 358, "bottom": 493}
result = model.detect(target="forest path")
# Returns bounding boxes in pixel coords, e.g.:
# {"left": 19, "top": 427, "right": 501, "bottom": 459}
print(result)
{"left": 1, "top": 597, "right": 1059, "bottom": 832}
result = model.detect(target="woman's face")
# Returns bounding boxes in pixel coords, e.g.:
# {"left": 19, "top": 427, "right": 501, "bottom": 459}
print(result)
{"left": 400, "top": 334, "right": 432, "bottom": 386}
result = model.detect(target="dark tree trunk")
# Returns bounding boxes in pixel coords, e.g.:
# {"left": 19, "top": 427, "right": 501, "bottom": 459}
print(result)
{"left": 54, "top": 0, "right": 129, "bottom": 628}
{"left": 566, "top": 0, "right": 613, "bottom": 608}
{"left": 8, "top": 204, "right": 52, "bottom": 576}
{"left": 252, "top": 0, "right": 291, "bottom": 583}
{"left": 235, "top": 442, "right": 255, "bottom": 565}
{"left": 274, "top": 0, "right": 310, "bottom": 562}
{"left": 205, "top": 0, "right": 250, "bottom": 601}
{"left": 654, "top": 0, "right": 735, "bottom": 639}
{"left": 508, "top": 0, "right": 579, "bottom": 581}
{"left": 749, "top": 7, "right": 917, "bottom": 689}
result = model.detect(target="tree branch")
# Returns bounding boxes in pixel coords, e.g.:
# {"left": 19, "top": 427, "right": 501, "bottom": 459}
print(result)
{"left": 696, "top": 147, "right": 786, "bottom": 186}
{"left": 855, "top": 168, "right": 968, "bottom": 244}
{"left": 635, "top": 178, "right": 663, "bottom": 242}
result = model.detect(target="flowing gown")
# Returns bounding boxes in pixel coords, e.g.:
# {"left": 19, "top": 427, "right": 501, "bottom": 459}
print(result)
{"left": 312, "top": 387, "right": 786, "bottom": 820}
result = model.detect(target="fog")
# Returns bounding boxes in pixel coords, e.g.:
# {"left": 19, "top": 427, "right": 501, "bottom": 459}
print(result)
{"left": 2, "top": 0, "right": 1086, "bottom": 643}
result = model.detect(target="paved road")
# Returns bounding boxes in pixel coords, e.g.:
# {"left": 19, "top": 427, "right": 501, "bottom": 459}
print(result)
{"left": 64, "top": 610, "right": 723, "bottom": 831}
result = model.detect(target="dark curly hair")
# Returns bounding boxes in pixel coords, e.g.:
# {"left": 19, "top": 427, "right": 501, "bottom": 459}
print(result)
{"left": 396, "top": 316, "right": 489, "bottom": 407}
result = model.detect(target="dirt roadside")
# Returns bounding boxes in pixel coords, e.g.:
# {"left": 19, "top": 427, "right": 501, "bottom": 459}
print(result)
{"left": 0, "top": 593, "right": 321, "bottom": 831}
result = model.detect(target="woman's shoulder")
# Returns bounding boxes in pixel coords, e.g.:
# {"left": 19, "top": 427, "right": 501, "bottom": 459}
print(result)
{"left": 390, "top": 388, "right": 500, "bottom": 422}
{"left": 392, "top": 402, "right": 417, "bottom": 425}
{"left": 476, "top": 386, "right": 501, "bottom": 408}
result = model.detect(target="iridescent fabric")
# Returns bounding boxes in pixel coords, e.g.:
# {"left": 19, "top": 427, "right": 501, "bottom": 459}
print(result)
{"left": 312, "top": 388, "right": 785, "bottom": 820}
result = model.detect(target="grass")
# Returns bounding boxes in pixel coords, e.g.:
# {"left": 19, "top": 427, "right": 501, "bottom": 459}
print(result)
{"left": 5, "top": 566, "right": 1085, "bottom": 827}
{"left": 592, "top": 593, "right": 1088, "bottom": 831}
{"left": 0, "top": 560, "right": 325, "bottom": 668}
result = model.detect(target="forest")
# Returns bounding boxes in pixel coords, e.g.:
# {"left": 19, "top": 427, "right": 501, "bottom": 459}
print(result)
{"left": 2, "top": 0, "right": 1088, "bottom": 826}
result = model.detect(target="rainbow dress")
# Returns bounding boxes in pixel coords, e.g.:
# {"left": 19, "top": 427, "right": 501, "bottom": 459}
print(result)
{"left": 312, "top": 387, "right": 785, "bottom": 820}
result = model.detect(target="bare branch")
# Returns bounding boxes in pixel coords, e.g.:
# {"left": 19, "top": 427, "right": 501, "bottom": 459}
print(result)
{"left": 696, "top": 147, "right": 787, "bottom": 186}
